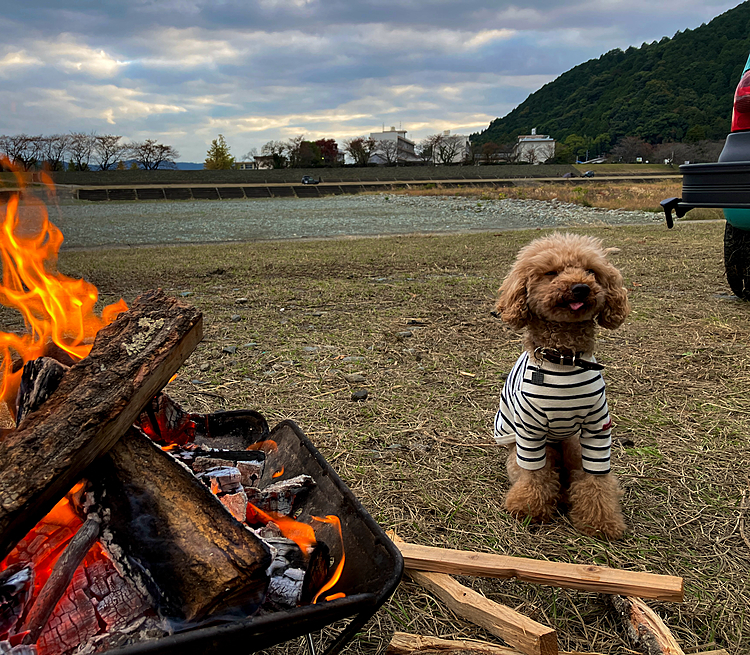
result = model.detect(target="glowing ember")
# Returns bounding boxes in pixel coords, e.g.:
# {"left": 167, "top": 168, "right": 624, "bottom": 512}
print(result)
{"left": 271, "top": 467, "right": 284, "bottom": 478}
{"left": 0, "top": 161, "right": 127, "bottom": 416}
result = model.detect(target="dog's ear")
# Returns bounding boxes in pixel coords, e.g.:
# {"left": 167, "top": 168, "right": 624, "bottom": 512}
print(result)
{"left": 596, "top": 262, "right": 630, "bottom": 330}
{"left": 497, "top": 271, "right": 530, "bottom": 329}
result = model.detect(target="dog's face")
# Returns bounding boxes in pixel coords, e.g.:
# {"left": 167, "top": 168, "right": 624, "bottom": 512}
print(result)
{"left": 497, "top": 233, "right": 629, "bottom": 330}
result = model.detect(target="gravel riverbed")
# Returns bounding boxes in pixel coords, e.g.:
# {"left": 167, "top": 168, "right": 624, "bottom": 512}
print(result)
{"left": 46, "top": 193, "right": 662, "bottom": 250}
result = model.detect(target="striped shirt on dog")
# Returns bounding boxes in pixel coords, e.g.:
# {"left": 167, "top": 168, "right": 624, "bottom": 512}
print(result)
{"left": 494, "top": 351, "right": 612, "bottom": 474}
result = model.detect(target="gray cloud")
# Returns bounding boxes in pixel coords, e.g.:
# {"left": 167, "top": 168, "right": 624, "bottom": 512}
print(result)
{"left": 0, "top": 0, "right": 742, "bottom": 160}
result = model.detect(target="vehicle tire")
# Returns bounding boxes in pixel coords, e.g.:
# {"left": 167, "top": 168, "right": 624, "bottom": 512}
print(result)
{"left": 724, "top": 222, "right": 750, "bottom": 299}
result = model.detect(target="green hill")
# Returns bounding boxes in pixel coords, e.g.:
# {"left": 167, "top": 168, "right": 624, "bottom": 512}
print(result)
{"left": 473, "top": 1, "right": 750, "bottom": 151}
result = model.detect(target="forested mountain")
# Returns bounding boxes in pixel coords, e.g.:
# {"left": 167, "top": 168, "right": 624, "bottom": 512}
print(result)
{"left": 473, "top": 1, "right": 750, "bottom": 152}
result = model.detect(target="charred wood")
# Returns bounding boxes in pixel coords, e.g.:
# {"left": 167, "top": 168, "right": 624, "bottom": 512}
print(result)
{"left": 0, "top": 289, "right": 203, "bottom": 562}
{"left": 0, "top": 565, "right": 33, "bottom": 638}
{"left": 21, "top": 513, "right": 101, "bottom": 645}
{"left": 245, "top": 475, "right": 315, "bottom": 516}
{"left": 92, "top": 427, "right": 271, "bottom": 621}
{"left": 15, "top": 358, "right": 68, "bottom": 427}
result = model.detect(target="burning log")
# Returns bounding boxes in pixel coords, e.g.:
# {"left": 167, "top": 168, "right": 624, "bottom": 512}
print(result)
{"left": 21, "top": 512, "right": 101, "bottom": 644}
{"left": 15, "top": 357, "right": 68, "bottom": 426}
{"left": 263, "top": 536, "right": 330, "bottom": 608}
{"left": 92, "top": 427, "right": 271, "bottom": 621}
{"left": 0, "top": 289, "right": 203, "bottom": 562}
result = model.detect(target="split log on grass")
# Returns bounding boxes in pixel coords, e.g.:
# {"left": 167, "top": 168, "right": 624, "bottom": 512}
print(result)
{"left": 392, "top": 538, "right": 683, "bottom": 602}
{"left": 387, "top": 633, "right": 606, "bottom": 655}
{"left": 609, "top": 595, "right": 685, "bottom": 655}
{"left": 390, "top": 531, "right": 557, "bottom": 655}
{"left": 406, "top": 569, "right": 557, "bottom": 655}
{"left": 0, "top": 289, "right": 203, "bottom": 562}
{"left": 93, "top": 427, "right": 271, "bottom": 621}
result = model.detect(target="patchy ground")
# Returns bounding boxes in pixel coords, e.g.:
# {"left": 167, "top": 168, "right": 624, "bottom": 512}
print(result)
{"left": 47, "top": 221, "right": 750, "bottom": 654}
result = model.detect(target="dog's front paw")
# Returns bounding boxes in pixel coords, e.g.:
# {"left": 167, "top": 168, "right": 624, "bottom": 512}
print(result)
{"left": 504, "top": 477, "right": 558, "bottom": 523}
{"left": 568, "top": 471, "right": 626, "bottom": 540}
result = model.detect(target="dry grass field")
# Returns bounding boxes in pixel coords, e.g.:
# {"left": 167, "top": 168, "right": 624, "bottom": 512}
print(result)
{"left": 37, "top": 218, "right": 749, "bottom": 655}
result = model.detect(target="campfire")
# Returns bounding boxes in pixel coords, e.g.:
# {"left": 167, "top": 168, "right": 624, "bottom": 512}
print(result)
{"left": 0, "top": 165, "right": 402, "bottom": 655}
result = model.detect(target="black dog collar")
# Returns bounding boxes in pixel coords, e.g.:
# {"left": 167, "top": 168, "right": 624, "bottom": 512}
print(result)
{"left": 533, "top": 347, "right": 604, "bottom": 371}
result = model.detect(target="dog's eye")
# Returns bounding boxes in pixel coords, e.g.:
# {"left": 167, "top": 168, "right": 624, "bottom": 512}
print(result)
{"left": 544, "top": 271, "right": 558, "bottom": 277}
{"left": 586, "top": 269, "right": 597, "bottom": 277}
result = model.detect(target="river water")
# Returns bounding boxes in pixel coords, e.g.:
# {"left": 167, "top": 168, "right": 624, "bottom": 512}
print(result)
{"left": 41, "top": 194, "right": 661, "bottom": 250}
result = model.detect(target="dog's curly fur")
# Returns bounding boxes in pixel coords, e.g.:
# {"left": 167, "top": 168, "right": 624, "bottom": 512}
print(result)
{"left": 497, "top": 232, "right": 630, "bottom": 540}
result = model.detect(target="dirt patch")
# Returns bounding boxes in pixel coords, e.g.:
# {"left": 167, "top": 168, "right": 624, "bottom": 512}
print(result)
{"left": 47, "top": 222, "right": 750, "bottom": 654}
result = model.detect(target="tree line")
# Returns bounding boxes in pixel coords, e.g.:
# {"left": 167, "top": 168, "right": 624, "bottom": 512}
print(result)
{"left": 472, "top": 1, "right": 750, "bottom": 156}
{"left": 239, "top": 132, "right": 472, "bottom": 168}
{"left": 0, "top": 133, "right": 180, "bottom": 171}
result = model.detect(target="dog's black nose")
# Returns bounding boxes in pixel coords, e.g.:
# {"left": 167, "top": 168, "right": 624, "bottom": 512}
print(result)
{"left": 571, "top": 283, "right": 590, "bottom": 300}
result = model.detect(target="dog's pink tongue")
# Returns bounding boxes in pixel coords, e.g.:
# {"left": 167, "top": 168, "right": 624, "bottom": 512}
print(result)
{"left": 569, "top": 302, "right": 584, "bottom": 311}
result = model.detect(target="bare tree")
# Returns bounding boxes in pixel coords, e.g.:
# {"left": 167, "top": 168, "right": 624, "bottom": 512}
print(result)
{"left": 260, "top": 140, "right": 287, "bottom": 168}
{"left": 375, "top": 139, "right": 399, "bottom": 165}
{"left": 343, "top": 136, "right": 377, "bottom": 167}
{"left": 433, "top": 134, "right": 465, "bottom": 165}
{"left": 416, "top": 139, "right": 435, "bottom": 165}
{"left": 68, "top": 132, "right": 97, "bottom": 170}
{"left": 94, "top": 134, "right": 127, "bottom": 170}
{"left": 40, "top": 134, "right": 71, "bottom": 170}
{"left": 609, "top": 136, "right": 653, "bottom": 164}
{"left": 0, "top": 134, "right": 42, "bottom": 170}
{"left": 128, "top": 139, "right": 179, "bottom": 170}
{"left": 284, "top": 135, "right": 305, "bottom": 168}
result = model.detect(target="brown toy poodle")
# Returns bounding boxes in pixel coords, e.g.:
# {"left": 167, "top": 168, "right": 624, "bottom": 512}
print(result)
{"left": 494, "top": 232, "right": 630, "bottom": 540}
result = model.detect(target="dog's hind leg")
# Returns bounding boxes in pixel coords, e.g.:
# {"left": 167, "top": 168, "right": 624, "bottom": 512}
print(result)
{"left": 568, "top": 470, "right": 626, "bottom": 540}
{"left": 504, "top": 445, "right": 561, "bottom": 523}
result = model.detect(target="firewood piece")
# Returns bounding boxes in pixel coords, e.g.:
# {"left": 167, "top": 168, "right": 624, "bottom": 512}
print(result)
{"left": 94, "top": 427, "right": 271, "bottom": 621}
{"left": 411, "top": 570, "right": 556, "bottom": 655}
{"left": 245, "top": 474, "right": 316, "bottom": 515}
{"left": 392, "top": 538, "right": 683, "bottom": 602}
{"left": 387, "top": 633, "right": 606, "bottom": 655}
{"left": 267, "top": 567, "right": 305, "bottom": 607}
{"left": 0, "top": 564, "right": 34, "bottom": 636}
{"left": 15, "top": 357, "right": 69, "bottom": 426}
{"left": 405, "top": 570, "right": 556, "bottom": 655}
{"left": 21, "top": 512, "right": 101, "bottom": 644}
{"left": 220, "top": 488, "right": 249, "bottom": 522}
{"left": 0, "top": 289, "right": 203, "bottom": 562}
{"left": 610, "top": 595, "right": 685, "bottom": 655}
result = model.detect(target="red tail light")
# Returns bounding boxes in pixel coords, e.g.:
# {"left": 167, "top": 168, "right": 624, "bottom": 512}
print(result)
{"left": 731, "top": 69, "right": 750, "bottom": 132}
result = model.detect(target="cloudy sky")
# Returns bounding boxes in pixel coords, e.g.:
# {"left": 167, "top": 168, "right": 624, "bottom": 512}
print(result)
{"left": 0, "top": 0, "right": 742, "bottom": 162}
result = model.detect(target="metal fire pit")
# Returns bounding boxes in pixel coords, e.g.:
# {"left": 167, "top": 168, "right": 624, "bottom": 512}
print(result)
{"left": 106, "top": 414, "right": 403, "bottom": 655}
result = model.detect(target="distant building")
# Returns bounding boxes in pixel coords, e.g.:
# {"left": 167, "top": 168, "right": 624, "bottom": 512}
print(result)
{"left": 513, "top": 129, "right": 555, "bottom": 164}
{"left": 234, "top": 161, "right": 256, "bottom": 170}
{"left": 431, "top": 129, "right": 471, "bottom": 164}
{"left": 369, "top": 127, "right": 421, "bottom": 165}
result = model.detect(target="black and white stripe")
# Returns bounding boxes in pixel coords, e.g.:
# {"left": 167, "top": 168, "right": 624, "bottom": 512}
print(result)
{"left": 494, "top": 351, "right": 612, "bottom": 474}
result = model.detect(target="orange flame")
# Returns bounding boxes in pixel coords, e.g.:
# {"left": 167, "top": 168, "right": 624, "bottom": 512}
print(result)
{"left": 245, "top": 502, "right": 317, "bottom": 553}
{"left": 312, "top": 515, "right": 345, "bottom": 604}
{"left": 0, "top": 161, "right": 127, "bottom": 415}
{"left": 272, "top": 467, "right": 284, "bottom": 478}
{"left": 246, "top": 440, "right": 278, "bottom": 453}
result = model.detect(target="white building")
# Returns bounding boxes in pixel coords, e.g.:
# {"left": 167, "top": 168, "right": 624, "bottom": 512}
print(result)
{"left": 369, "top": 127, "right": 421, "bottom": 165}
{"left": 513, "top": 129, "right": 555, "bottom": 164}
{"left": 431, "top": 130, "right": 471, "bottom": 164}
